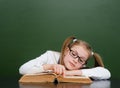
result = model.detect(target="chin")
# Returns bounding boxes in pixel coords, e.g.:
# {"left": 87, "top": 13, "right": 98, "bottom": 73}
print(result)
{"left": 67, "top": 67, "right": 76, "bottom": 70}
{"left": 66, "top": 67, "right": 72, "bottom": 70}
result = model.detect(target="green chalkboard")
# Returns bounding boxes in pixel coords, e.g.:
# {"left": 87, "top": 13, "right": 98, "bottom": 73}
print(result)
{"left": 0, "top": 0, "right": 120, "bottom": 79}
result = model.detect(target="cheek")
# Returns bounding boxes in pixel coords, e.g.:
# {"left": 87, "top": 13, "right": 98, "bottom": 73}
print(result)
{"left": 63, "top": 53, "right": 73, "bottom": 67}
{"left": 63, "top": 54, "right": 70, "bottom": 63}
{"left": 64, "top": 55, "right": 83, "bottom": 70}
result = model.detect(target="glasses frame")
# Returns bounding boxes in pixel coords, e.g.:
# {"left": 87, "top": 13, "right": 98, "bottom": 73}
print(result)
{"left": 69, "top": 48, "right": 86, "bottom": 65}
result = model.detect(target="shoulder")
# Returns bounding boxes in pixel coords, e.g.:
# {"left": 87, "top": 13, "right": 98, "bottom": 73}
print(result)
{"left": 43, "top": 50, "right": 61, "bottom": 63}
{"left": 44, "top": 50, "right": 60, "bottom": 58}
{"left": 45, "top": 50, "right": 60, "bottom": 55}
{"left": 46, "top": 50, "right": 60, "bottom": 54}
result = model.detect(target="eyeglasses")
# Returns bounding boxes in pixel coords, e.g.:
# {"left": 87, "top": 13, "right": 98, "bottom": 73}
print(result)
{"left": 69, "top": 48, "right": 86, "bottom": 65}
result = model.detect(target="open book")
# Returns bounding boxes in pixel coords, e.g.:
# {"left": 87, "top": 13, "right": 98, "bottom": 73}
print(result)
{"left": 19, "top": 71, "right": 92, "bottom": 84}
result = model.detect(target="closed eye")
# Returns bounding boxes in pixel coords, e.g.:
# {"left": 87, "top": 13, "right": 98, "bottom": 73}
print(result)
{"left": 71, "top": 51, "right": 78, "bottom": 58}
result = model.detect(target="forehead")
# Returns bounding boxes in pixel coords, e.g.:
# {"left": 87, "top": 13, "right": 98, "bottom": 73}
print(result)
{"left": 71, "top": 45, "right": 89, "bottom": 59}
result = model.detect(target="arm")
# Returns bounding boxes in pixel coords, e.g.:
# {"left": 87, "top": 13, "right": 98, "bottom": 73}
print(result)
{"left": 19, "top": 51, "right": 60, "bottom": 75}
{"left": 81, "top": 67, "right": 111, "bottom": 80}
{"left": 19, "top": 59, "right": 45, "bottom": 75}
{"left": 19, "top": 53, "right": 47, "bottom": 75}
{"left": 65, "top": 67, "right": 111, "bottom": 80}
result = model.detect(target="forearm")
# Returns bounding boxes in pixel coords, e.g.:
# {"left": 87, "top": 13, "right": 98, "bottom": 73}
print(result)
{"left": 43, "top": 64, "right": 54, "bottom": 70}
{"left": 19, "top": 64, "right": 55, "bottom": 75}
{"left": 19, "top": 60, "right": 45, "bottom": 75}
{"left": 65, "top": 70, "right": 82, "bottom": 76}
{"left": 19, "top": 51, "right": 60, "bottom": 75}
{"left": 19, "top": 64, "right": 44, "bottom": 75}
{"left": 81, "top": 67, "right": 111, "bottom": 80}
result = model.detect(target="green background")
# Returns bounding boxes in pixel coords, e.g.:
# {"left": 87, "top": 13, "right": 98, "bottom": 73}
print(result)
{"left": 0, "top": 0, "right": 120, "bottom": 79}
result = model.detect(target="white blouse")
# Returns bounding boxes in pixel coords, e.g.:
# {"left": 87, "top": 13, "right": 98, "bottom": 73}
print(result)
{"left": 19, "top": 50, "right": 111, "bottom": 80}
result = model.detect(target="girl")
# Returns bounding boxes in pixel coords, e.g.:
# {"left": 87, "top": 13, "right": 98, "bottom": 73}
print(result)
{"left": 19, "top": 36, "right": 111, "bottom": 80}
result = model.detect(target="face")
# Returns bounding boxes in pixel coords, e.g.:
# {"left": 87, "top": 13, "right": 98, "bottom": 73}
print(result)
{"left": 63, "top": 45, "right": 89, "bottom": 70}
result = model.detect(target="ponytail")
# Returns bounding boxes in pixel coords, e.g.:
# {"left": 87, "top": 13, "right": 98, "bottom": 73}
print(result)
{"left": 59, "top": 36, "right": 76, "bottom": 65}
{"left": 93, "top": 52, "right": 104, "bottom": 67}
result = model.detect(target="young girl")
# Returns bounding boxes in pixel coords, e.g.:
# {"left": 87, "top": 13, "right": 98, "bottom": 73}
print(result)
{"left": 19, "top": 36, "right": 111, "bottom": 80}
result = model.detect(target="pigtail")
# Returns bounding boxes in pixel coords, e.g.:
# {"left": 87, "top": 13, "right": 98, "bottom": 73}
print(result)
{"left": 93, "top": 52, "right": 104, "bottom": 67}
{"left": 59, "top": 36, "right": 76, "bottom": 65}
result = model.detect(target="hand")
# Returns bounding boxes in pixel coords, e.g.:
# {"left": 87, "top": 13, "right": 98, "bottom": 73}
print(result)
{"left": 43, "top": 64, "right": 66, "bottom": 75}
{"left": 52, "top": 64, "right": 66, "bottom": 75}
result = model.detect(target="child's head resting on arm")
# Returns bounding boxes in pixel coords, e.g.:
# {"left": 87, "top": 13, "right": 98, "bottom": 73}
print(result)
{"left": 59, "top": 36, "right": 104, "bottom": 70}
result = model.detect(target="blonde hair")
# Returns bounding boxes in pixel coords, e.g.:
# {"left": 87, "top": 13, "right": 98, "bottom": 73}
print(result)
{"left": 59, "top": 36, "right": 104, "bottom": 67}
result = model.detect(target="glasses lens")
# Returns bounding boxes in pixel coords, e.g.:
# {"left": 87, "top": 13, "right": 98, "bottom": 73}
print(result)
{"left": 70, "top": 50, "right": 78, "bottom": 58}
{"left": 69, "top": 49, "right": 85, "bottom": 64}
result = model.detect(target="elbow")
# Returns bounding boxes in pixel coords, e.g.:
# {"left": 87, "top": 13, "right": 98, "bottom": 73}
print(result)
{"left": 100, "top": 67, "right": 111, "bottom": 80}
{"left": 19, "top": 65, "right": 45, "bottom": 75}
{"left": 19, "top": 66, "right": 26, "bottom": 75}
{"left": 92, "top": 67, "right": 111, "bottom": 80}
{"left": 19, "top": 65, "right": 31, "bottom": 75}
{"left": 103, "top": 68, "right": 111, "bottom": 79}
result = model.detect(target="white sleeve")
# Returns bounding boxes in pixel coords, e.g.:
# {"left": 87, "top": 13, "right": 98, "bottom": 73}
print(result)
{"left": 81, "top": 67, "right": 111, "bottom": 80}
{"left": 19, "top": 51, "right": 50, "bottom": 75}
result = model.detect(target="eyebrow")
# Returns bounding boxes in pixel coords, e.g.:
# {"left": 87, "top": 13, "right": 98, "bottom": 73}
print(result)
{"left": 72, "top": 49, "right": 86, "bottom": 60}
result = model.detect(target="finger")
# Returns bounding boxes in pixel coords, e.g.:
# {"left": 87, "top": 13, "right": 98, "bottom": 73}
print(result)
{"left": 54, "top": 65, "right": 60, "bottom": 74}
{"left": 53, "top": 65, "right": 57, "bottom": 74}
{"left": 62, "top": 67, "right": 66, "bottom": 76}
{"left": 59, "top": 67, "right": 63, "bottom": 75}
{"left": 56, "top": 66, "right": 61, "bottom": 74}
{"left": 59, "top": 65, "right": 65, "bottom": 75}
{"left": 55, "top": 65, "right": 62, "bottom": 75}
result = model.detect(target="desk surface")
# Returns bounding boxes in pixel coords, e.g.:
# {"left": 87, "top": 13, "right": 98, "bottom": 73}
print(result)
{"left": 0, "top": 76, "right": 119, "bottom": 88}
